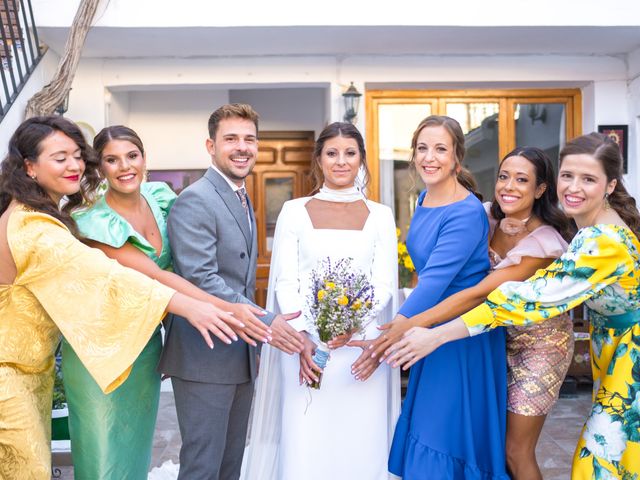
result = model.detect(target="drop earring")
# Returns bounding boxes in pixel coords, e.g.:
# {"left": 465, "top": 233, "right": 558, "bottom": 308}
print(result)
{"left": 604, "top": 192, "right": 611, "bottom": 210}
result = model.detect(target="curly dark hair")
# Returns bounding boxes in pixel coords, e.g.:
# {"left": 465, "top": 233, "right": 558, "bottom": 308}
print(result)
{"left": 490, "top": 147, "right": 573, "bottom": 242}
{"left": 0, "top": 116, "right": 100, "bottom": 236}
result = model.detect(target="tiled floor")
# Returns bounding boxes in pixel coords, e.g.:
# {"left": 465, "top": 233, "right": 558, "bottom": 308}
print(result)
{"left": 54, "top": 385, "right": 592, "bottom": 479}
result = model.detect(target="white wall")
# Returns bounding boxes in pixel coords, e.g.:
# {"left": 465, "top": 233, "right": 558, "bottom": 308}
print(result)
{"left": 229, "top": 88, "right": 327, "bottom": 137}
{"left": 106, "top": 91, "right": 130, "bottom": 127}
{"left": 582, "top": 80, "right": 635, "bottom": 192}
{"left": 127, "top": 89, "right": 229, "bottom": 170}
{"left": 590, "top": 81, "right": 630, "bottom": 128}
{"left": 65, "top": 58, "right": 106, "bottom": 135}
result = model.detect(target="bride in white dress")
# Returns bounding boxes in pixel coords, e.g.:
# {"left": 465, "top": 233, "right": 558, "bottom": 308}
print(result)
{"left": 241, "top": 123, "right": 400, "bottom": 480}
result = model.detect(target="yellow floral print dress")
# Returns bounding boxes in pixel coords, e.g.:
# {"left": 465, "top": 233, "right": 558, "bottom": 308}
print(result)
{"left": 462, "top": 224, "right": 640, "bottom": 479}
{"left": 0, "top": 206, "right": 174, "bottom": 480}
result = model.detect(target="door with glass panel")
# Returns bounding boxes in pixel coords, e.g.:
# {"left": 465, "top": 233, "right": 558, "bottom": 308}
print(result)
{"left": 366, "top": 89, "right": 581, "bottom": 238}
{"left": 245, "top": 132, "right": 315, "bottom": 307}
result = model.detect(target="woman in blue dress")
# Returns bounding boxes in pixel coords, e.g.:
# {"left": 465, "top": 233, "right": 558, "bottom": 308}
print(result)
{"left": 384, "top": 116, "right": 509, "bottom": 478}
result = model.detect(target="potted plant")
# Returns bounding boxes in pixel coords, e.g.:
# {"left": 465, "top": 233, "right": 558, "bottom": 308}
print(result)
{"left": 397, "top": 228, "right": 416, "bottom": 289}
{"left": 51, "top": 343, "right": 70, "bottom": 441}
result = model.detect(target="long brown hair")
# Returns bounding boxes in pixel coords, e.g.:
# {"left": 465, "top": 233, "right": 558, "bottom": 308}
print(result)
{"left": 559, "top": 132, "right": 640, "bottom": 238}
{"left": 409, "top": 115, "right": 482, "bottom": 200}
{"left": 309, "top": 122, "right": 370, "bottom": 194}
{"left": 490, "top": 147, "right": 573, "bottom": 241}
{"left": 0, "top": 116, "right": 100, "bottom": 236}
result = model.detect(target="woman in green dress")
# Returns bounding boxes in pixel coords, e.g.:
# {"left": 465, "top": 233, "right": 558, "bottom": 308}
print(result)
{"left": 63, "top": 126, "right": 271, "bottom": 479}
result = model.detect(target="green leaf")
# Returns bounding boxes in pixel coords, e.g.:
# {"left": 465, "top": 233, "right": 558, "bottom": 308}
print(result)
{"left": 500, "top": 303, "right": 516, "bottom": 312}
{"left": 574, "top": 266, "right": 597, "bottom": 278}
{"left": 608, "top": 343, "right": 629, "bottom": 375}
{"left": 633, "top": 355, "right": 640, "bottom": 383}
{"left": 593, "top": 457, "right": 603, "bottom": 480}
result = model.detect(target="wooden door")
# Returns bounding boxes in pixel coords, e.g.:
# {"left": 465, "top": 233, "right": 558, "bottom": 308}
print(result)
{"left": 245, "top": 131, "right": 315, "bottom": 308}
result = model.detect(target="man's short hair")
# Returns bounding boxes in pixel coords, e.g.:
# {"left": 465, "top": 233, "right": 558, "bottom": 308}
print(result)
{"left": 207, "top": 104, "right": 260, "bottom": 139}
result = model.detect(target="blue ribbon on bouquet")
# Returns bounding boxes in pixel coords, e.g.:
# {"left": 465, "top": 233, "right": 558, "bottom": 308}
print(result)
{"left": 311, "top": 348, "right": 330, "bottom": 369}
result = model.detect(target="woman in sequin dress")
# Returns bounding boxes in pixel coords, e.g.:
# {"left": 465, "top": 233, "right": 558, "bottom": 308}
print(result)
{"left": 357, "top": 146, "right": 574, "bottom": 479}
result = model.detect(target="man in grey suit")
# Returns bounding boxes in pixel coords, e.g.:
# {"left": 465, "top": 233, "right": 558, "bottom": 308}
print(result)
{"left": 159, "top": 103, "right": 304, "bottom": 480}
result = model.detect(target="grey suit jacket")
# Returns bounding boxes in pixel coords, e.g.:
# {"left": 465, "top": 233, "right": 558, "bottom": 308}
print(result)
{"left": 159, "top": 167, "right": 275, "bottom": 384}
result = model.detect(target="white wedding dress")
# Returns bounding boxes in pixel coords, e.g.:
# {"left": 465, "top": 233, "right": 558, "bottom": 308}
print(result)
{"left": 241, "top": 197, "right": 400, "bottom": 480}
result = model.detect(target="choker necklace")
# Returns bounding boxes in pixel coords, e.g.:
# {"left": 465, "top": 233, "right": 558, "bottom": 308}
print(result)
{"left": 499, "top": 216, "right": 531, "bottom": 236}
{"left": 314, "top": 185, "right": 365, "bottom": 203}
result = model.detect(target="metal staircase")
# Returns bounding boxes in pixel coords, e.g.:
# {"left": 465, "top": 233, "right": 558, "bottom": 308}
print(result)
{"left": 0, "top": 0, "right": 44, "bottom": 121}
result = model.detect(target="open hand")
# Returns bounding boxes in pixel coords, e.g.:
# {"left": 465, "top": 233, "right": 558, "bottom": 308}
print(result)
{"left": 350, "top": 314, "right": 414, "bottom": 376}
{"left": 172, "top": 295, "right": 241, "bottom": 349}
{"left": 385, "top": 327, "right": 443, "bottom": 370}
{"left": 299, "top": 333, "right": 322, "bottom": 385}
{"left": 327, "top": 328, "right": 358, "bottom": 349}
{"left": 225, "top": 303, "right": 271, "bottom": 346}
{"left": 269, "top": 312, "right": 305, "bottom": 354}
{"left": 347, "top": 339, "right": 378, "bottom": 381}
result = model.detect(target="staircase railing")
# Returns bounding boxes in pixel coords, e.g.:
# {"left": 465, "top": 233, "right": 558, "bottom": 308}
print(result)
{"left": 1, "top": 0, "right": 44, "bottom": 121}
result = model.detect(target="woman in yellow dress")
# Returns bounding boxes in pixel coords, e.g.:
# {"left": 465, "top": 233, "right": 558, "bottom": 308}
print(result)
{"left": 0, "top": 116, "right": 244, "bottom": 479}
{"left": 386, "top": 132, "right": 640, "bottom": 479}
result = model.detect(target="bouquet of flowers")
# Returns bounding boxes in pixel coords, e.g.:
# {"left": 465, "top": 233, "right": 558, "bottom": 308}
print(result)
{"left": 307, "top": 257, "right": 377, "bottom": 389}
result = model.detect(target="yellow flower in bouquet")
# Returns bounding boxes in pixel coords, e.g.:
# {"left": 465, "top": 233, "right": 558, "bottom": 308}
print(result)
{"left": 337, "top": 295, "right": 349, "bottom": 306}
{"left": 318, "top": 290, "right": 327, "bottom": 301}
{"left": 325, "top": 281, "right": 336, "bottom": 290}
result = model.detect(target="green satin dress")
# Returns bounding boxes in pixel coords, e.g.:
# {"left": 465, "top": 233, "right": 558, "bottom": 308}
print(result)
{"left": 63, "top": 182, "right": 176, "bottom": 479}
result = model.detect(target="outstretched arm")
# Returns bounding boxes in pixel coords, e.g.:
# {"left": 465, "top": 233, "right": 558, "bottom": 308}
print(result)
{"left": 385, "top": 226, "right": 634, "bottom": 369}
{"left": 372, "top": 256, "right": 552, "bottom": 362}
{"left": 385, "top": 317, "right": 470, "bottom": 369}
{"left": 86, "top": 240, "right": 271, "bottom": 346}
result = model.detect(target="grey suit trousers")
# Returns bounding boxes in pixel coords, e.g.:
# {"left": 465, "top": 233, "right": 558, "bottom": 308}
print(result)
{"left": 172, "top": 378, "right": 254, "bottom": 480}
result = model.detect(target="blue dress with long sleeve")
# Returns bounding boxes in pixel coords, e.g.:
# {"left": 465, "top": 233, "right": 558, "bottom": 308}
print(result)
{"left": 388, "top": 191, "right": 509, "bottom": 479}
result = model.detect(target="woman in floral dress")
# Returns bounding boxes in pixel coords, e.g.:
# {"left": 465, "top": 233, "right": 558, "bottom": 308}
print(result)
{"left": 386, "top": 132, "right": 640, "bottom": 479}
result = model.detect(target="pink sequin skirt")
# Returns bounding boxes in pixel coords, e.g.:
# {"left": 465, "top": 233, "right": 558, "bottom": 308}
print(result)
{"left": 506, "top": 314, "right": 574, "bottom": 416}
